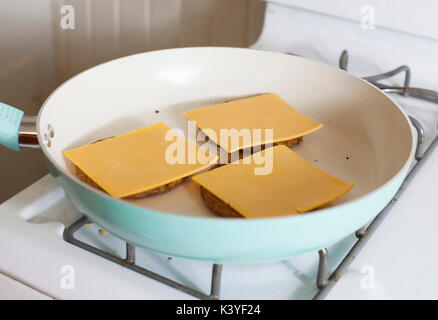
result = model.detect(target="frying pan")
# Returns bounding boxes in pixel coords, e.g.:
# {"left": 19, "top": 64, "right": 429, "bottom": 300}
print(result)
{"left": 0, "top": 47, "right": 414, "bottom": 263}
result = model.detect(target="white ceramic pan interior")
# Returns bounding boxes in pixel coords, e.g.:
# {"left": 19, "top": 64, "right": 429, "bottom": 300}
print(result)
{"left": 37, "top": 47, "right": 414, "bottom": 218}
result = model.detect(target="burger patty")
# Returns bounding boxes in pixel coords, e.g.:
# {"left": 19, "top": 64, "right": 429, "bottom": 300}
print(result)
{"left": 214, "top": 136, "right": 303, "bottom": 167}
{"left": 200, "top": 186, "right": 243, "bottom": 218}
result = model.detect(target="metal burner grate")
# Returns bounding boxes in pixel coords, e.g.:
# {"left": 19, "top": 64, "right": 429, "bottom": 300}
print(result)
{"left": 63, "top": 50, "right": 438, "bottom": 300}
{"left": 314, "top": 50, "right": 438, "bottom": 299}
{"left": 64, "top": 216, "right": 223, "bottom": 300}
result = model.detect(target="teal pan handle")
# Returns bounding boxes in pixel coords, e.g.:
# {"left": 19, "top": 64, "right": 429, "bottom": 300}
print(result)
{"left": 0, "top": 102, "right": 38, "bottom": 150}
{"left": 0, "top": 102, "right": 24, "bottom": 151}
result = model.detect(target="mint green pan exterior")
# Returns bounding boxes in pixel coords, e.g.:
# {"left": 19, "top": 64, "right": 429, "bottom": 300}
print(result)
{"left": 1, "top": 48, "right": 414, "bottom": 263}
{"left": 49, "top": 160, "right": 409, "bottom": 263}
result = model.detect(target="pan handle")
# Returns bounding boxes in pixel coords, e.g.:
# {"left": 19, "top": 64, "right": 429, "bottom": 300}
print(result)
{"left": 0, "top": 102, "right": 39, "bottom": 150}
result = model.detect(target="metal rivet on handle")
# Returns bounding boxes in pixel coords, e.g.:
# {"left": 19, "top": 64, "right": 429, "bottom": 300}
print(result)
{"left": 44, "top": 133, "right": 51, "bottom": 148}
{"left": 48, "top": 124, "right": 55, "bottom": 138}
{"left": 43, "top": 124, "right": 55, "bottom": 147}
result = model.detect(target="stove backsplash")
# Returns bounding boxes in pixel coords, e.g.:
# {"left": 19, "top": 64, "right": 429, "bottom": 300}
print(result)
{"left": 253, "top": 2, "right": 438, "bottom": 90}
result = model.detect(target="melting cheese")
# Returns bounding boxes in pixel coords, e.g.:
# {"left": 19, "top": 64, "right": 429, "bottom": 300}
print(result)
{"left": 64, "top": 122, "right": 217, "bottom": 198}
{"left": 192, "top": 145, "right": 353, "bottom": 218}
{"left": 184, "top": 93, "right": 322, "bottom": 153}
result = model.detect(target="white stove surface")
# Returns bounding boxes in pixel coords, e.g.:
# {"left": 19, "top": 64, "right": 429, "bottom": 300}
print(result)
{"left": 1, "top": 2, "right": 438, "bottom": 299}
{"left": 326, "top": 143, "right": 438, "bottom": 299}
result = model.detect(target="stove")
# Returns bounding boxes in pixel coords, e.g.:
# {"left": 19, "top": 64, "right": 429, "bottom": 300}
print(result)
{"left": 1, "top": 1, "right": 438, "bottom": 299}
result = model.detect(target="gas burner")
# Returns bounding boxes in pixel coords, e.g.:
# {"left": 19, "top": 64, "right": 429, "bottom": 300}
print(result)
{"left": 63, "top": 51, "right": 438, "bottom": 300}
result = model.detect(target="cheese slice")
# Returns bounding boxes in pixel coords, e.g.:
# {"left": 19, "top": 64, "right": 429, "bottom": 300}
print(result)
{"left": 184, "top": 93, "right": 322, "bottom": 153}
{"left": 64, "top": 122, "right": 218, "bottom": 198}
{"left": 192, "top": 145, "right": 353, "bottom": 218}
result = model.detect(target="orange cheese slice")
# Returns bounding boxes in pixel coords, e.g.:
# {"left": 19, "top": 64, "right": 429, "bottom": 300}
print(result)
{"left": 64, "top": 122, "right": 218, "bottom": 198}
{"left": 184, "top": 93, "right": 322, "bottom": 153}
{"left": 192, "top": 145, "right": 353, "bottom": 218}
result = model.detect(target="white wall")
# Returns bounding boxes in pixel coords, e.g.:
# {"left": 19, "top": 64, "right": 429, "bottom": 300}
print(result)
{"left": 0, "top": 0, "right": 265, "bottom": 202}
{"left": 272, "top": 0, "right": 438, "bottom": 41}
{"left": 52, "top": 0, "right": 265, "bottom": 83}
{"left": 0, "top": 0, "right": 55, "bottom": 202}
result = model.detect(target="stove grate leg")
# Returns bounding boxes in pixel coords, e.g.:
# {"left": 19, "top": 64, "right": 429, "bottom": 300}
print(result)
{"left": 63, "top": 216, "right": 222, "bottom": 300}
{"left": 316, "top": 248, "right": 329, "bottom": 289}
{"left": 355, "top": 226, "right": 368, "bottom": 238}
{"left": 125, "top": 243, "right": 136, "bottom": 264}
{"left": 210, "top": 264, "right": 223, "bottom": 299}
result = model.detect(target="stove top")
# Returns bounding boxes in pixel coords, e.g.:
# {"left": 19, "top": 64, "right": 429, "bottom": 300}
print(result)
{"left": 52, "top": 46, "right": 437, "bottom": 300}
